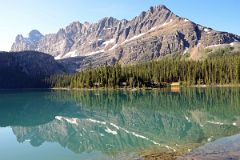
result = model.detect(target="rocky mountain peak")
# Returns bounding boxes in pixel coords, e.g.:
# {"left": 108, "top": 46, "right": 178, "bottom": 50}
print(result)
{"left": 15, "top": 34, "right": 25, "bottom": 42}
{"left": 56, "top": 28, "right": 66, "bottom": 39}
{"left": 65, "top": 21, "right": 83, "bottom": 36}
{"left": 28, "top": 30, "right": 43, "bottom": 42}
{"left": 97, "top": 17, "right": 120, "bottom": 28}
{"left": 11, "top": 4, "right": 240, "bottom": 71}
{"left": 84, "top": 21, "right": 90, "bottom": 26}
{"left": 66, "top": 21, "right": 82, "bottom": 30}
{"left": 149, "top": 4, "right": 168, "bottom": 13}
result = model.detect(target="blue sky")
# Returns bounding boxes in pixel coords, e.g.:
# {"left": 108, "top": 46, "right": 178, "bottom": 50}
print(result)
{"left": 0, "top": 0, "right": 239, "bottom": 51}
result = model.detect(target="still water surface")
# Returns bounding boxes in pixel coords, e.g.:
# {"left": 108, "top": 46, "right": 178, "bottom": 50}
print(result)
{"left": 0, "top": 88, "right": 239, "bottom": 159}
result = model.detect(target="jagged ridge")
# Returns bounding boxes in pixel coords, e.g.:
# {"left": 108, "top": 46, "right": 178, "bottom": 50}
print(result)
{"left": 11, "top": 5, "right": 240, "bottom": 70}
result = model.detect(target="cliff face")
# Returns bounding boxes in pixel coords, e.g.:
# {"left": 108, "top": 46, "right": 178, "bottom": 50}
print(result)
{"left": 11, "top": 5, "right": 240, "bottom": 70}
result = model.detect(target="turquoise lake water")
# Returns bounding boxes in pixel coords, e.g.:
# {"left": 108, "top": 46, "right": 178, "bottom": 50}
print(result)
{"left": 0, "top": 88, "right": 239, "bottom": 159}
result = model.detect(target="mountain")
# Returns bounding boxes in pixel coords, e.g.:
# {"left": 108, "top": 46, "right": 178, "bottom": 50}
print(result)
{"left": 0, "top": 51, "right": 65, "bottom": 88}
{"left": 13, "top": 30, "right": 43, "bottom": 51}
{"left": 11, "top": 5, "right": 240, "bottom": 70}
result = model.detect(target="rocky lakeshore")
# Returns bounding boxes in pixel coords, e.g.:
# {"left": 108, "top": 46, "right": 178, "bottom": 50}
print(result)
{"left": 141, "top": 134, "right": 240, "bottom": 160}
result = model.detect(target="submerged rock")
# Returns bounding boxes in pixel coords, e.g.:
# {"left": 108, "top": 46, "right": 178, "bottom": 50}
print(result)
{"left": 178, "top": 134, "right": 240, "bottom": 160}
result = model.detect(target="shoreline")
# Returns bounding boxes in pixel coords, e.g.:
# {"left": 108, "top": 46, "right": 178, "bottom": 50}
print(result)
{"left": 190, "top": 84, "right": 240, "bottom": 88}
{"left": 51, "top": 84, "right": 240, "bottom": 91}
{"left": 0, "top": 84, "right": 239, "bottom": 91}
{"left": 139, "top": 143, "right": 202, "bottom": 160}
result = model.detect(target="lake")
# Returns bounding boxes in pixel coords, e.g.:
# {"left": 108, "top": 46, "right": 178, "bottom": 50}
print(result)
{"left": 0, "top": 88, "right": 239, "bottom": 160}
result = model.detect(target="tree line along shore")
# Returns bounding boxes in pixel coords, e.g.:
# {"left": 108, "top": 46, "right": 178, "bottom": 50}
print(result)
{"left": 47, "top": 52, "right": 240, "bottom": 89}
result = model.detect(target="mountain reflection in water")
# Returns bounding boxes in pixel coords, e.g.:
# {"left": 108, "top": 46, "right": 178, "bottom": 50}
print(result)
{"left": 0, "top": 88, "right": 239, "bottom": 157}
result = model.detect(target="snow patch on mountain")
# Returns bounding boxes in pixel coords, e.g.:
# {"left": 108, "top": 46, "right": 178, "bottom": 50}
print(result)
{"left": 103, "top": 39, "right": 115, "bottom": 46}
